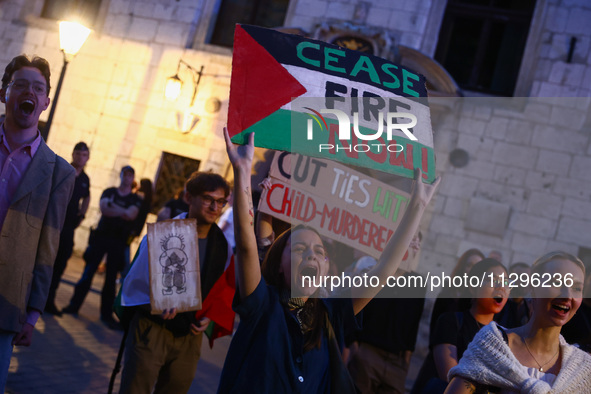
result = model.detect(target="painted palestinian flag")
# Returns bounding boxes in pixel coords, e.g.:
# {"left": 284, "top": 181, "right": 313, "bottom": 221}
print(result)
{"left": 228, "top": 24, "right": 435, "bottom": 181}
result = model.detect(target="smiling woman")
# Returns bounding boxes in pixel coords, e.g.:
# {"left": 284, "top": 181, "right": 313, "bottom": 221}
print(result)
{"left": 445, "top": 251, "right": 591, "bottom": 393}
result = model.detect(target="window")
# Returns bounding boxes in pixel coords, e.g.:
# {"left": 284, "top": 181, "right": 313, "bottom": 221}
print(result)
{"left": 435, "top": 0, "right": 536, "bottom": 96}
{"left": 207, "top": 0, "right": 289, "bottom": 48}
{"left": 41, "top": 0, "right": 102, "bottom": 28}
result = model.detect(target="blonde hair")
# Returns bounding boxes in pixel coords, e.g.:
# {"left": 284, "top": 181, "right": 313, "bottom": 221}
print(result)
{"left": 532, "top": 251, "right": 585, "bottom": 276}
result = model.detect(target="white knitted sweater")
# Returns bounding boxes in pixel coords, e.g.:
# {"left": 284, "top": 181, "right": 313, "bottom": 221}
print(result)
{"left": 448, "top": 322, "right": 591, "bottom": 393}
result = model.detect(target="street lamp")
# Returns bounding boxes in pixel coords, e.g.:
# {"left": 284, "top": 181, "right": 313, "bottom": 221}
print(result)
{"left": 43, "top": 21, "right": 91, "bottom": 140}
{"left": 165, "top": 59, "right": 204, "bottom": 134}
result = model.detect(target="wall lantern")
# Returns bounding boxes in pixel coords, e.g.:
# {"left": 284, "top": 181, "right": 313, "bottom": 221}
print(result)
{"left": 165, "top": 59, "right": 204, "bottom": 134}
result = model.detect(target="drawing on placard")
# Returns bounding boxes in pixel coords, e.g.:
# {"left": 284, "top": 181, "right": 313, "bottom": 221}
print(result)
{"left": 159, "top": 234, "right": 189, "bottom": 295}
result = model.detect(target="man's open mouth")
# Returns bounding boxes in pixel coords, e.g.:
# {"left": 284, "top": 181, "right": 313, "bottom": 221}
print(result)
{"left": 19, "top": 100, "right": 35, "bottom": 115}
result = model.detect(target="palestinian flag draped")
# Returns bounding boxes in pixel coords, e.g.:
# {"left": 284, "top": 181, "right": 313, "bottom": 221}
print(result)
{"left": 227, "top": 24, "right": 435, "bottom": 181}
{"left": 195, "top": 256, "right": 236, "bottom": 348}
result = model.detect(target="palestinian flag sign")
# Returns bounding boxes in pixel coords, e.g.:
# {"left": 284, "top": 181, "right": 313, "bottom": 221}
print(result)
{"left": 228, "top": 24, "right": 435, "bottom": 181}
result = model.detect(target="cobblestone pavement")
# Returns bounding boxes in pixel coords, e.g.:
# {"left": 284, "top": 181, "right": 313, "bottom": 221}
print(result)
{"left": 5, "top": 255, "right": 430, "bottom": 394}
{"left": 5, "top": 255, "right": 231, "bottom": 394}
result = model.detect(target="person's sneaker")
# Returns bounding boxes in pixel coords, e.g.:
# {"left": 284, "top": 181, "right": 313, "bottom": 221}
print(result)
{"left": 61, "top": 305, "right": 78, "bottom": 316}
{"left": 44, "top": 303, "right": 63, "bottom": 317}
{"left": 101, "top": 316, "right": 123, "bottom": 331}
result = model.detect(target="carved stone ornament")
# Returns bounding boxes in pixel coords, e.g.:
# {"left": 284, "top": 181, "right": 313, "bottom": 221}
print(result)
{"left": 311, "top": 20, "right": 462, "bottom": 97}
{"left": 313, "top": 21, "right": 400, "bottom": 62}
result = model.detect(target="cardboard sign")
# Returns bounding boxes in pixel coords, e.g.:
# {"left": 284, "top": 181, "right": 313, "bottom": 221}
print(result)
{"left": 147, "top": 219, "right": 202, "bottom": 314}
{"left": 228, "top": 24, "right": 435, "bottom": 181}
{"left": 259, "top": 151, "right": 418, "bottom": 271}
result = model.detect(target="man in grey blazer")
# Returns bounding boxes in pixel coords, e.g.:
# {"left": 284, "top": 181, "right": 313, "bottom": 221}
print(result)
{"left": 0, "top": 55, "right": 75, "bottom": 389}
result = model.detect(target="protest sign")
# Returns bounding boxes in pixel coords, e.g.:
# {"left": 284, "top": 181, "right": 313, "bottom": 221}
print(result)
{"left": 228, "top": 24, "right": 435, "bottom": 181}
{"left": 147, "top": 219, "right": 202, "bottom": 314}
{"left": 260, "top": 151, "right": 419, "bottom": 271}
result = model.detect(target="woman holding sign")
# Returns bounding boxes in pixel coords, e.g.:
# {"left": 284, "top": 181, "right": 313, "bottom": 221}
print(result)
{"left": 219, "top": 128, "right": 440, "bottom": 393}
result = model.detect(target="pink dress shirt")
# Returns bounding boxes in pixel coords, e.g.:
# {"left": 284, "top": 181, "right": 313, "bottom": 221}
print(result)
{"left": 0, "top": 125, "right": 42, "bottom": 325}
{"left": 0, "top": 125, "right": 42, "bottom": 230}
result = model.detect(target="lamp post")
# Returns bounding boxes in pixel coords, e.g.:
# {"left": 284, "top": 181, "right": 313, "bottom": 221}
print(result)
{"left": 43, "top": 21, "right": 91, "bottom": 140}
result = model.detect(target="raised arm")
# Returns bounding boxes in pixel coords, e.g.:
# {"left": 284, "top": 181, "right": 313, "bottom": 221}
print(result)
{"left": 224, "top": 128, "right": 260, "bottom": 298}
{"left": 351, "top": 169, "right": 440, "bottom": 314}
{"left": 255, "top": 178, "right": 274, "bottom": 241}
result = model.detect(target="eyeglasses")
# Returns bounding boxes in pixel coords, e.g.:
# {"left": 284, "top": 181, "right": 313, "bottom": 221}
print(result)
{"left": 8, "top": 79, "right": 47, "bottom": 95}
{"left": 200, "top": 194, "right": 228, "bottom": 208}
{"left": 491, "top": 279, "right": 509, "bottom": 288}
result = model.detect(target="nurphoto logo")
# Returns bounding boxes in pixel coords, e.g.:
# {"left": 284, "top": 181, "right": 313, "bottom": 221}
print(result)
{"left": 304, "top": 107, "right": 417, "bottom": 153}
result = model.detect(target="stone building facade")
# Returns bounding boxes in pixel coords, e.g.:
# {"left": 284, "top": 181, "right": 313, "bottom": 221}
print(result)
{"left": 0, "top": 0, "right": 589, "bottom": 270}
{"left": 1, "top": 0, "right": 590, "bottom": 390}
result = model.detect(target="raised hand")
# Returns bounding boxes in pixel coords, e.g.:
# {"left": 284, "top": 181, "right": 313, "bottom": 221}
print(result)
{"left": 223, "top": 127, "right": 254, "bottom": 172}
{"left": 224, "top": 128, "right": 261, "bottom": 298}
{"left": 410, "top": 168, "right": 441, "bottom": 208}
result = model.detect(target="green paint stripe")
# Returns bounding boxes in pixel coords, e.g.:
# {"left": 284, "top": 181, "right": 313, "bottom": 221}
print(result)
{"left": 231, "top": 109, "right": 436, "bottom": 182}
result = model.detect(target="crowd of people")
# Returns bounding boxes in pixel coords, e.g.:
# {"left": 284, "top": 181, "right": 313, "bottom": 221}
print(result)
{"left": 1, "top": 53, "right": 590, "bottom": 394}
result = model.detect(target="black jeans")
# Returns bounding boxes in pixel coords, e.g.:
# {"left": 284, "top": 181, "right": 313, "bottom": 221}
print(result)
{"left": 68, "top": 233, "right": 127, "bottom": 319}
{"left": 46, "top": 225, "right": 76, "bottom": 307}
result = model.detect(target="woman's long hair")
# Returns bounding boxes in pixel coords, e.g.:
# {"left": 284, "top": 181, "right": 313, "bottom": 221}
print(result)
{"left": 261, "top": 225, "right": 327, "bottom": 351}
{"left": 451, "top": 248, "right": 485, "bottom": 278}
{"left": 439, "top": 248, "right": 486, "bottom": 299}
{"left": 139, "top": 179, "right": 153, "bottom": 208}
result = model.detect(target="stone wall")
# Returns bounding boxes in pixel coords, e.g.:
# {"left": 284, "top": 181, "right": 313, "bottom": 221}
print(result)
{"left": 287, "top": 0, "right": 434, "bottom": 49}
{"left": 524, "top": 0, "right": 591, "bottom": 97}
{"left": 0, "top": 0, "right": 234, "bottom": 248}
{"left": 422, "top": 97, "right": 591, "bottom": 276}
{"left": 1, "top": 0, "right": 590, "bottom": 262}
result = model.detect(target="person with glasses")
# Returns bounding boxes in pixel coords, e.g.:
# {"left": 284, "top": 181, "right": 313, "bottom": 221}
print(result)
{"left": 0, "top": 55, "right": 75, "bottom": 390}
{"left": 119, "top": 171, "right": 235, "bottom": 393}
{"left": 412, "top": 258, "right": 509, "bottom": 393}
{"left": 62, "top": 165, "right": 141, "bottom": 330}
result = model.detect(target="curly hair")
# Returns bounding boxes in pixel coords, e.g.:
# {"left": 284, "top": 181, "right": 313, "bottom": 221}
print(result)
{"left": 185, "top": 171, "right": 230, "bottom": 198}
{"left": 2, "top": 55, "right": 51, "bottom": 94}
